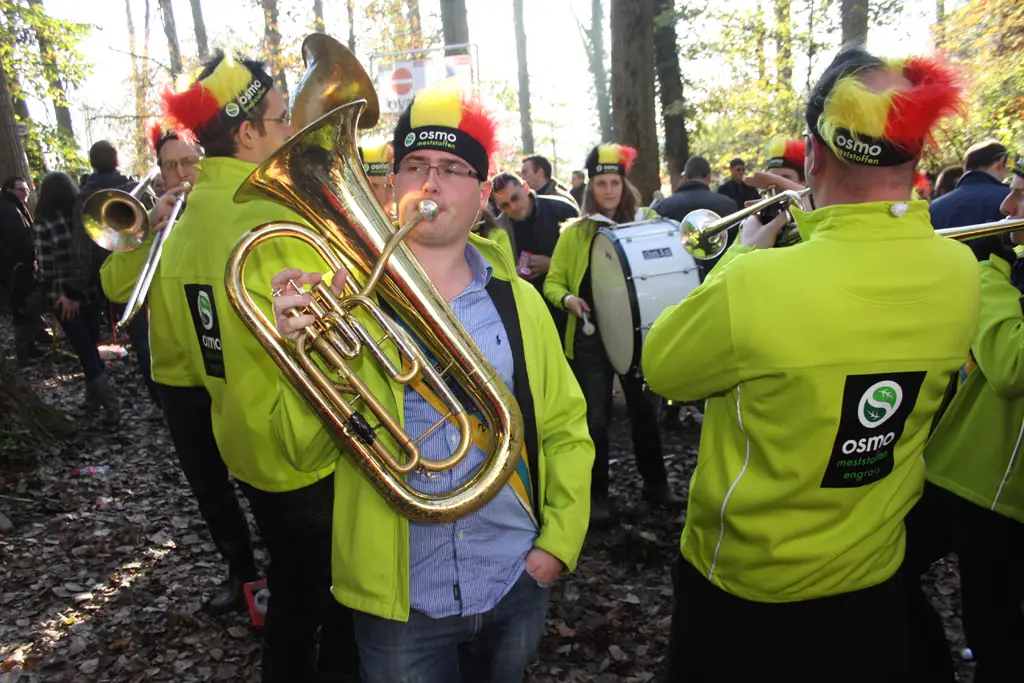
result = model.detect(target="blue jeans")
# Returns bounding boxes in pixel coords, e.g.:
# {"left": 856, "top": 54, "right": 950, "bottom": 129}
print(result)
{"left": 353, "top": 570, "right": 550, "bottom": 683}
{"left": 58, "top": 301, "right": 104, "bottom": 381}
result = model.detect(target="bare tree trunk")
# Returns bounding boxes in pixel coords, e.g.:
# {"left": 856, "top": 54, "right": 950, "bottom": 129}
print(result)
{"left": 584, "top": 0, "right": 612, "bottom": 140}
{"left": 347, "top": 0, "right": 356, "bottom": 53}
{"left": 261, "top": 0, "right": 289, "bottom": 103}
{"left": 439, "top": 0, "right": 469, "bottom": 55}
{"left": 755, "top": 0, "right": 766, "bottom": 82}
{"left": 126, "top": 0, "right": 148, "bottom": 175}
{"left": 840, "top": 0, "right": 868, "bottom": 48}
{"left": 312, "top": 0, "right": 325, "bottom": 32}
{"left": 189, "top": 0, "right": 209, "bottom": 59}
{"left": 513, "top": 0, "right": 534, "bottom": 154}
{"left": 805, "top": 0, "right": 817, "bottom": 93}
{"left": 0, "top": 7, "right": 46, "bottom": 175}
{"left": 0, "top": 62, "right": 34, "bottom": 192}
{"left": 27, "top": 0, "right": 75, "bottom": 143}
{"left": 610, "top": 0, "right": 659, "bottom": 201}
{"left": 934, "top": 0, "right": 945, "bottom": 47}
{"left": 653, "top": 0, "right": 688, "bottom": 190}
{"left": 405, "top": 0, "right": 423, "bottom": 46}
{"left": 775, "top": 0, "right": 792, "bottom": 88}
{"left": 156, "top": 0, "right": 183, "bottom": 77}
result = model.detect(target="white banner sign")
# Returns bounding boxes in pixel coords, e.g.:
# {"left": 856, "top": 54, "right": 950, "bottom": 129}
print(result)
{"left": 375, "top": 54, "right": 474, "bottom": 117}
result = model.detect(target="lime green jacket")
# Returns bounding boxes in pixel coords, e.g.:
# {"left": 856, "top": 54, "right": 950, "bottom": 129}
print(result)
{"left": 271, "top": 233, "right": 594, "bottom": 621}
{"left": 479, "top": 224, "right": 514, "bottom": 265}
{"left": 155, "top": 156, "right": 333, "bottom": 492}
{"left": 100, "top": 233, "right": 197, "bottom": 387}
{"left": 543, "top": 208, "right": 657, "bottom": 359}
{"left": 642, "top": 200, "right": 980, "bottom": 602}
{"left": 926, "top": 254, "right": 1024, "bottom": 525}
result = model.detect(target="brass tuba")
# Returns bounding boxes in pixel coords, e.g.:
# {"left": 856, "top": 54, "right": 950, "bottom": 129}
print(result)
{"left": 224, "top": 34, "right": 524, "bottom": 524}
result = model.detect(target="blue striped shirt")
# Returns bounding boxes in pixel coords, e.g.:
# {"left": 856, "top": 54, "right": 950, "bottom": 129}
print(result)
{"left": 406, "top": 244, "right": 538, "bottom": 619}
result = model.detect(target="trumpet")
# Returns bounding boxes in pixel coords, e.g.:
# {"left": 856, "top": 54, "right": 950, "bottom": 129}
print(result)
{"left": 224, "top": 34, "right": 523, "bottom": 524}
{"left": 682, "top": 189, "right": 810, "bottom": 260}
{"left": 82, "top": 169, "right": 190, "bottom": 329}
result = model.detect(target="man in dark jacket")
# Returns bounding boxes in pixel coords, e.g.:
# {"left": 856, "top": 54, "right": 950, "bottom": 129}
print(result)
{"left": 491, "top": 171, "right": 579, "bottom": 337}
{"left": 930, "top": 139, "right": 1012, "bottom": 261}
{"left": 0, "top": 176, "right": 45, "bottom": 364}
{"left": 75, "top": 141, "right": 160, "bottom": 408}
{"left": 716, "top": 157, "right": 760, "bottom": 208}
{"left": 656, "top": 156, "right": 740, "bottom": 281}
{"left": 521, "top": 155, "right": 579, "bottom": 207}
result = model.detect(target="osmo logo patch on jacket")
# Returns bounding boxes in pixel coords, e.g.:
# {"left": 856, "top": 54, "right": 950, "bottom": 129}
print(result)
{"left": 821, "top": 371, "right": 925, "bottom": 488}
{"left": 184, "top": 284, "right": 225, "bottom": 379}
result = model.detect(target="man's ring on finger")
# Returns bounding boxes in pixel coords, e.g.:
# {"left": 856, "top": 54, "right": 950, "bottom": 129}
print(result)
{"left": 272, "top": 287, "right": 283, "bottom": 298}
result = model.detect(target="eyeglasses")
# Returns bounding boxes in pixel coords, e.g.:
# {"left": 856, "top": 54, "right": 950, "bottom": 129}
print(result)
{"left": 398, "top": 161, "right": 479, "bottom": 182}
{"left": 259, "top": 111, "right": 292, "bottom": 126}
{"left": 162, "top": 156, "right": 202, "bottom": 174}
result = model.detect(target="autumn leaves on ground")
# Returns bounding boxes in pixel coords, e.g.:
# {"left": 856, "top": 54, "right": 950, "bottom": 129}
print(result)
{"left": 0, "top": 320, "right": 973, "bottom": 682}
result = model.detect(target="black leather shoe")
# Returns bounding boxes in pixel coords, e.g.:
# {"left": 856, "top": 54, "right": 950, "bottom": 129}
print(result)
{"left": 203, "top": 575, "right": 246, "bottom": 616}
{"left": 642, "top": 486, "right": 686, "bottom": 510}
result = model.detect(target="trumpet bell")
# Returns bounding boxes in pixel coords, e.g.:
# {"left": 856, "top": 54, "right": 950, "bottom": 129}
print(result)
{"left": 680, "top": 209, "right": 728, "bottom": 260}
{"left": 81, "top": 189, "right": 150, "bottom": 252}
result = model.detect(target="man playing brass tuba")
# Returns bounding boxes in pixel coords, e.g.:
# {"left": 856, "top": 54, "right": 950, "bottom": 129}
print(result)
{"left": 269, "top": 80, "right": 594, "bottom": 683}
{"left": 154, "top": 50, "right": 359, "bottom": 682}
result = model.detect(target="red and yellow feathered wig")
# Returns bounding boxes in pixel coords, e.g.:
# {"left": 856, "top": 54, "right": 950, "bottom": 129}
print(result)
{"left": 146, "top": 120, "right": 182, "bottom": 160}
{"left": 160, "top": 51, "right": 274, "bottom": 144}
{"left": 585, "top": 143, "right": 638, "bottom": 179}
{"left": 765, "top": 137, "right": 806, "bottom": 179}
{"left": 391, "top": 79, "right": 499, "bottom": 181}
{"left": 811, "top": 54, "right": 965, "bottom": 166}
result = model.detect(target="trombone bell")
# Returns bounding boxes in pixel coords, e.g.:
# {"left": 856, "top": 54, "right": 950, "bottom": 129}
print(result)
{"left": 81, "top": 190, "right": 150, "bottom": 252}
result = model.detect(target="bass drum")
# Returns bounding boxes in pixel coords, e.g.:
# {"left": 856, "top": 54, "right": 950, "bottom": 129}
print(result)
{"left": 590, "top": 219, "right": 701, "bottom": 376}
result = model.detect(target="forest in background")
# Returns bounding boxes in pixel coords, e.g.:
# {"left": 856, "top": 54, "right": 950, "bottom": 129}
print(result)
{"left": 1, "top": 0, "right": 1022, "bottom": 202}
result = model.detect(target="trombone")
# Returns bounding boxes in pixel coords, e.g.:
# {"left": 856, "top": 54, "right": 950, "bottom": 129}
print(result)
{"left": 681, "top": 190, "right": 1024, "bottom": 260}
{"left": 82, "top": 169, "right": 190, "bottom": 329}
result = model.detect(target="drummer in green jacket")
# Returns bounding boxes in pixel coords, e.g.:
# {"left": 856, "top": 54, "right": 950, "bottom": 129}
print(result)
{"left": 544, "top": 143, "right": 685, "bottom": 526}
{"left": 906, "top": 158, "right": 1024, "bottom": 683}
{"left": 642, "top": 49, "right": 978, "bottom": 681}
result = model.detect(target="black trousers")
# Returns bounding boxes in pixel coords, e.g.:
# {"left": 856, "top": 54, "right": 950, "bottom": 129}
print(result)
{"left": 157, "top": 384, "right": 256, "bottom": 581}
{"left": 904, "top": 482, "right": 1024, "bottom": 683}
{"left": 667, "top": 558, "right": 910, "bottom": 682}
{"left": 569, "top": 329, "right": 666, "bottom": 499}
{"left": 238, "top": 475, "right": 360, "bottom": 683}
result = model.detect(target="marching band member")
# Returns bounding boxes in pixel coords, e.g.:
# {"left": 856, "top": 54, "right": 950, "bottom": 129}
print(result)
{"left": 156, "top": 50, "right": 358, "bottom": 682}
{"left": 906, "top": 157, "right": 1024, "bottom": 683}
{"left": 764, "top": 137, "right": 808, "bottom": 186}
{"left": 269, "top": 80, "right": 594, "bottom": 683}
{"left": 544, "top": 144, "right": 685, "bottom": 527}
{"left": 642, "top": 49, "right": 979, "bottom": 681}
{"left": 99, "top": 125, "right": 259, "bottom": 617}
{"left": 359, "top": 140, "right": 396, "bottom": 217}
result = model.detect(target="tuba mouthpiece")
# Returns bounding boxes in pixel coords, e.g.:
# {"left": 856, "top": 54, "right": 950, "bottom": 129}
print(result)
{"left": 418, "top": 200, "right": 439, "bottom": 221}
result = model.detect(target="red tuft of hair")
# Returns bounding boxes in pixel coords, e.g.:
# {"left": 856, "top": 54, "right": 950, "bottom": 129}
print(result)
{"left": 782, "top": 139, "right": 805, "bottom": 166}
{"left": 147, "top": 121, "right": 164, "bottom": 153}
{"left": 161, "top": 83, "right": 221, "bottom": 139}
{"left": 884, "top": 55, "right": 966, "bottom": 154}
{"left": 457, "top": 94, "right": 500, "bottom": 177}
{"left": 618, "top": 145, "right": 638, "bottom": 173}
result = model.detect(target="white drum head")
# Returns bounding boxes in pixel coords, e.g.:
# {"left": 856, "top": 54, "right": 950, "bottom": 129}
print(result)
{"left": 590, "top": 231, "right": 635, "bottom": 375}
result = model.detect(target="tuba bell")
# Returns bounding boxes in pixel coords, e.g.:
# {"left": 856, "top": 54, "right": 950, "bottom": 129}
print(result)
{"left": 224, "top": 34, "right": 524, "bottom": 524}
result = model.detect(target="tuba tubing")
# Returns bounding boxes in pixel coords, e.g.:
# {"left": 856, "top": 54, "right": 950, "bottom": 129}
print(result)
{"left": 225, "top": 99, "right": 525, "bottom": 524}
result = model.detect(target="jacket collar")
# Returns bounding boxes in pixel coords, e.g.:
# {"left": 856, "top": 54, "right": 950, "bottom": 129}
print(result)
{"left": 957, "top": 170, "right": 1006, "bottom": 188}
{"left": 192, "top": 156, "right": 258, "bottom": 191}
{"left": 675, "top": 180, "right": 712, "bottom": 193}
{"left": 792, "top": 200, "right": 934, "bottom": 242}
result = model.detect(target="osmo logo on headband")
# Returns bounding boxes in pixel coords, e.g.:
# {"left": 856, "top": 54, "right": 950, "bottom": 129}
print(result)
{"left": 821, "top": 371, "right": 924, "bottom": 489}
{"left": 239, "top": 78, "right": 267, "bottom": 109}
{"left": 835, "top": 133, "right": 883, "bottom": 158}
{"left": 595, "top": 164, "right": 605, "bottom": 173}
{"left": 404, "top": 132, "right": 416, "bottom": 147}
{"left": 225, "top": 103, "right": 240, "bottom": 117}
{"left": 407, "top": 129, "right": 458, "bottom": 152}
{"left": 197, "top": 291, "right": 214, "bottom": 330}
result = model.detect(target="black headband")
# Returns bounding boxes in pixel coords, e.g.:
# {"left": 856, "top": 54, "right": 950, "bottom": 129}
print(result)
{"left": 816, "top": 127, "right": 916, "bottom": 167}
{"left": 198, "top": 70, "right": 275, "bottom": 140}
{"left": 587, "top": 162, "right": 625, "bottom": 179}
{"left": 392, "top": 124, "right": 488, "bottom": 180}
{"left": 765, "top": 157, "right": 804, "bottom": 176}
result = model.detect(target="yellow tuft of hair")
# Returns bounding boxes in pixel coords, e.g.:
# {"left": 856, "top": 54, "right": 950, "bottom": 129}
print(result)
{"left": 597, "top": 144, "right": 620, "bottom": 164}
{"left": 361, "top": 140, "right": 392, "bottom": 164}
{"left": 817, "top": 73, "right": 897, "bottom": 154}
{"left": 409, "top": 79, "right": 465, "bottom": 129}
{"left": 201, "top": 53, "right": 256, "bottom": 107}
{"left": 766, "top": 138, "right": 787, "bottom": 159}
